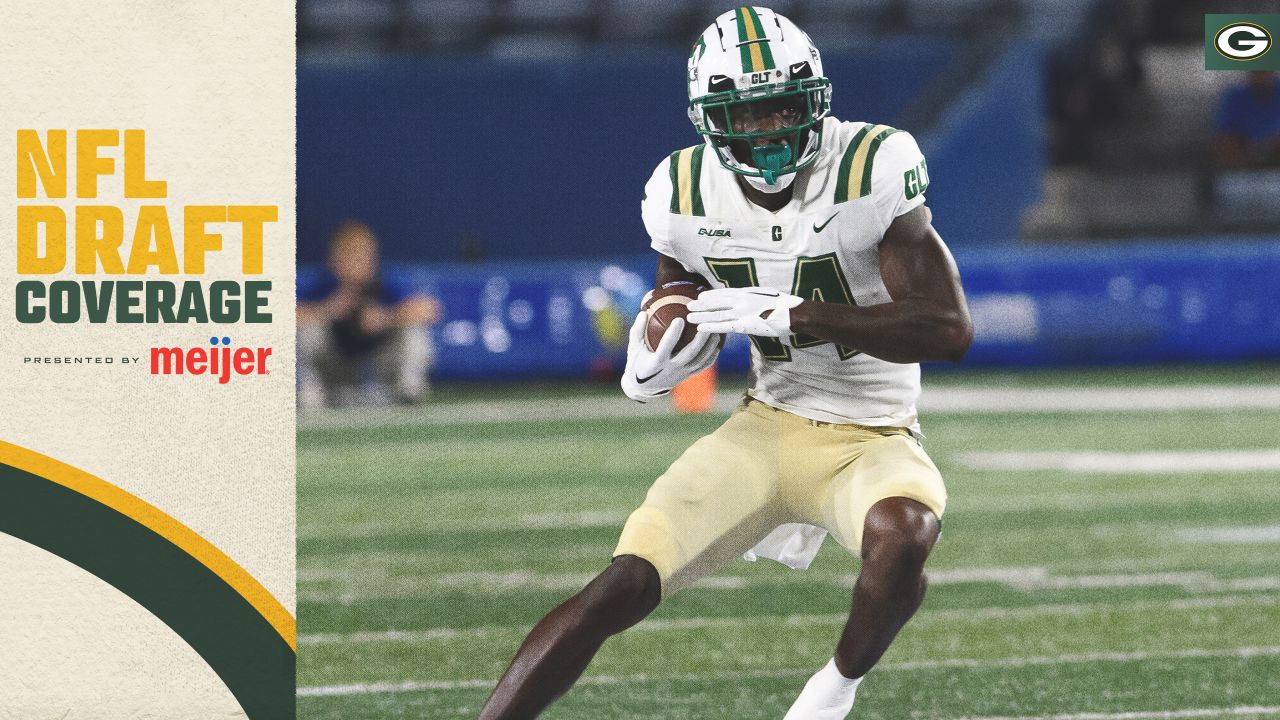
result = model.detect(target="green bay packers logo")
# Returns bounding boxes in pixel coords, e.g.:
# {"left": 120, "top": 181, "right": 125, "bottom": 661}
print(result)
{"left": 1205, "top": 15, "right": 1279, "bottom": 70}
{"left": 1215, "top": 22, "right": 1272, "bottom": 61}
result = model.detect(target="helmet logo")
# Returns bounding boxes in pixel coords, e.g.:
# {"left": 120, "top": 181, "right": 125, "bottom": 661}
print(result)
{"left": 690, "top": 36, "right": 707, "bottom": 64}
{"left": 688, "top": 36, "right": 707, "bottom": 84}
{"left": 749, "top": 70, "right": 784, "bottom": 85}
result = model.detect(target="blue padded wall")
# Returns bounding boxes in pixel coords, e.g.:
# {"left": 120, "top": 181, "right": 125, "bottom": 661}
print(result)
{"left": 298, "top": 39, "right": 960, "bottom": 264}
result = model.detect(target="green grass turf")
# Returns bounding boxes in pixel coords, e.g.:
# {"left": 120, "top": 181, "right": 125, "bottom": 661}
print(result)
{"left": 297, "top": 366, "right": 1280, "bottom": 719}
{"left": 413, "top": 362, "right": 1280, "bottom": 405}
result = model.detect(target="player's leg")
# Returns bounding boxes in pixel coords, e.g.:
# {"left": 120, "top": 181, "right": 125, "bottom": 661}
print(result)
{"left": 371, "top": 327, "right": 433, "bottom": 403}
{"left": 478, "top": 400, "right": 785, "bottom": 720}
{"left": 297, "top": 322, "right": 348, "bottom": 408}
{"left": 834, "top": 495, "right": 939, "bottom": 675}
{"left": 477, "top": 554, "right": 661, "bottom": 720}
{"left": 785, "top": 432, "right": 946, "bottom": 719}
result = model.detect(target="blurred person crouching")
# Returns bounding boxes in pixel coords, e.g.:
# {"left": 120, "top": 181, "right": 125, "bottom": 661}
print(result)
{"left": 298, "top": 220, "right": 441, "bottom": 408}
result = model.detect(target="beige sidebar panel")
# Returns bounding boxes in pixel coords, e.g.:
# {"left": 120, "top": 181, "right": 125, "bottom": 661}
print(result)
{"left": 0, "top": 3, "right": 296, "bottom": 718}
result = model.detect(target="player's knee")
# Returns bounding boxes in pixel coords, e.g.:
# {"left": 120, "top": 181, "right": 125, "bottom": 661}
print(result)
{"left": 574, "top": 555, "right": 661, "bottom": 631}
{"left": 861, "top": 497, "right": 939, "bottom": 572}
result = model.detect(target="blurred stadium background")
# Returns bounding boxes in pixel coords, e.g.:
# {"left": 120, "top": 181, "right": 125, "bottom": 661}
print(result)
{"left": 295, "top": 1, "right": 1280, "bottom": 718}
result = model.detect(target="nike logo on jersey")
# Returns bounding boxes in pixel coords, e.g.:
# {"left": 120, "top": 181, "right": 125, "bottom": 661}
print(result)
{"left": 813, "top": 212, "right": 839, "bottom": 233}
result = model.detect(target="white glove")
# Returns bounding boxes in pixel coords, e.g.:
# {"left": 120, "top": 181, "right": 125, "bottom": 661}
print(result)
{"left": 687, "top": 287, "right": 804, "bottom": 338}
{"left": 620, "top": 312, "right": 720, "bottom": 402}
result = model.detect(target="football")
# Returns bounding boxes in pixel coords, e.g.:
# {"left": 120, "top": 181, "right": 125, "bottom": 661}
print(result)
{"left": 642, "top": 281, "right": 707, "bottom": 352}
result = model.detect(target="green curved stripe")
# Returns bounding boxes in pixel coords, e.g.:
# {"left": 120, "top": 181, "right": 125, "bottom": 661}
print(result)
{"left": 835, "top": 125, "right": 872, "bottom": 203}
{"left": 689, "top": 143, "right": 706, "bottom": 216}
{"left": 860, "top": 127, "right": 901, "bottom": 198}
{"left": 0, "top": 462, "right": 295, "bottom": 719}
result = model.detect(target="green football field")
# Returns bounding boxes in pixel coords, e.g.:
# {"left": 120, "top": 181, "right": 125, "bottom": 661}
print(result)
{"left": 297, "top": 365, "right": 1280, "bottom": 719}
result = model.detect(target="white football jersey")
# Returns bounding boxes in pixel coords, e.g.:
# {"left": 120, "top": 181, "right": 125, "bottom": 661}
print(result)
{"left": 642, "top": 116, "right": 932, "bottom": 428}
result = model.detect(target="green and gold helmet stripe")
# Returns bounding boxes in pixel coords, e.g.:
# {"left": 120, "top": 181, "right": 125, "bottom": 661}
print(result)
{"left": 668, "top": 144, "right": 706, "bottom": 216}
{"left": 834, "top": 124, "right": 900, "bottom": 203}
{"left": 735, "top": 6, "right": 776, "bottom": 74}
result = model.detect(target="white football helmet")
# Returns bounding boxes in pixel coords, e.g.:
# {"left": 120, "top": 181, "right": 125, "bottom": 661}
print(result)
{"left": 687, "top": 7, "right": 832, "bottom": 192}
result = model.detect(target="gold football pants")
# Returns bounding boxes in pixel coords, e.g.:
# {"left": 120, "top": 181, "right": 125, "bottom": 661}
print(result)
{"left": 613, "top": 398, "right": 946, "bottom": 597}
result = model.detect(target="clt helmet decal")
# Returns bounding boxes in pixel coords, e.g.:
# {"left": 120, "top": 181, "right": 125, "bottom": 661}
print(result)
{"left": 687, "top": 7, "right": 832, "bottom": 191}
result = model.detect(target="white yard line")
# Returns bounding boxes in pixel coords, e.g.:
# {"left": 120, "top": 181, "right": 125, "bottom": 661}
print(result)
{"left": 516, "top": 510, "right": 628, "bottom": 529}
{"left": 297, "top": 563, "right": 1280, "bottom": 604}
{"left": 296, "top": 645, "right": 1280, "bottom": 697}
{"left": 959, "top": 706, "right": 1280, "bottom": 720}
{"left": 297, "top": 592, "right": 1280, "bottom": 647}
{"left": 298, "top": 384, "right": 1280, "bottom": 429}
{"left": 299, "top": 678, "right": 493, "bottom": 697}
{"left": 1176, "top": 525, "right": 1280, "bottom": 544}
{"left": 299, "top": 515, "right": 632, "bottom": 540}
{"left": 918, "top": 386, "right": 1280, "bottom": 414}
{"left": 296, "top": 566, "right": 1055, "bottom": 599}
{"left": 958, "top": 450, "right": 1280, "bottom": 474}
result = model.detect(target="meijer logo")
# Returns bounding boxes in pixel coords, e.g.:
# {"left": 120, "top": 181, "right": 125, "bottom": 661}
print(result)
{"left": 150, "top": 336, "right": 271, "bottom": 384}
{"left": 1206, "top": 15, "right": 1280, "bottom": 70}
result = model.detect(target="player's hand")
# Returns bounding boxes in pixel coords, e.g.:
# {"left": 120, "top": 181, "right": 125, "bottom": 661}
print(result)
{"left": 621, "top": 313, "right": 719, "bottom": 403}
{"left": 359, "top": 305, "right": 394, "bottom": 334}
{"left": 324, "top": 285, "right": 362, "bottom": 319}
{"left": 688, "top": 287, "right": 803, "bottom": 338}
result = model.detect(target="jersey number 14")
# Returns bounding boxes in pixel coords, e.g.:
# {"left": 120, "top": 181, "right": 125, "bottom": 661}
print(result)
{"left": 704, "top": 254, "right": 859, "bottom": 362}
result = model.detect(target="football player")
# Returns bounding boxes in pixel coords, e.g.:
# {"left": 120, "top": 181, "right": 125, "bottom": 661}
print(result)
{"left": 478, "top": 7, "right": 971, "bottom": 719}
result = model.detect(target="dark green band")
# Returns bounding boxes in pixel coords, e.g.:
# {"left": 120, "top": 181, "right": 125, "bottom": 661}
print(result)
{"left": 0, "top": 463, "right": 296, "bottom": 719}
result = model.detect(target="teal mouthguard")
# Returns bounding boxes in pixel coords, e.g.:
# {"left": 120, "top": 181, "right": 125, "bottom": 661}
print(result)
{"left": 749, "top": 143, "right": 793, "bottom": 185}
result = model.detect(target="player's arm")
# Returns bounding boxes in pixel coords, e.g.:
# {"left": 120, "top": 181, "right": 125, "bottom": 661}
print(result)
{"left": 689, "top": 130, "right": 968, "bottom": 362}
{"left": 656, "top": 253, "right": 709, "bottom": 287}
{"left": 297, "top": 286, "right": 359, "bottom": 326}
{"left": 620, "top": 253, "right": 720, "bottom": 402}
{"left": 788, "top": 205, "right": 972, "bottom": 363}
{"left": 620, "top": 158, "right": 721, "bottom": 401}
{"left": 392, "top": 294, "right": 442, "bottom": 327}
{"left": 689, "top": 205, "right": 972, "bottom": 364}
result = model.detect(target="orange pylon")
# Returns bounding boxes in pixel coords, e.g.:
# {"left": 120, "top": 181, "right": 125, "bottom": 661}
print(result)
{"left": 673, "top": 365, "right": 717, "bottom": 414}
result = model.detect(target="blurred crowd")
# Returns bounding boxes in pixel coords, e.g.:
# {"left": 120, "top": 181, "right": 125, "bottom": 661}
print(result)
{"left": 1213, "top": 71, "right": 1280, "bottom": 170}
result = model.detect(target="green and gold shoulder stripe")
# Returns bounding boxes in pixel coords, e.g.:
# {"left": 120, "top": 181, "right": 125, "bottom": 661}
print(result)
{"left": 834, "top": 123, "right": 900, "bottom": 204}
{"left": 668, "top": 144, "right": 707, "bottom": 216}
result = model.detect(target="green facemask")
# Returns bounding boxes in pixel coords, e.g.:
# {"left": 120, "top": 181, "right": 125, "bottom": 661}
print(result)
{"left": 749, "top": 143, "right": 794, "bottom": 185}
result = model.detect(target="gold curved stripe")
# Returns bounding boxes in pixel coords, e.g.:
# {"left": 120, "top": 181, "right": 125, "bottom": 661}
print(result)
{"left": 845, "top": 123, "right": 889, "bottom": 199}
{"left": 677, "top": 147, "right": 695, "bottom": 215}
{"left": 0, "top": 439, "right": 296, "bottom": 650}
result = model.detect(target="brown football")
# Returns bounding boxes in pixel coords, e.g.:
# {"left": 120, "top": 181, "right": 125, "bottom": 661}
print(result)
{"left": 642, "top": 281, "right": 706, "bottom": 352}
